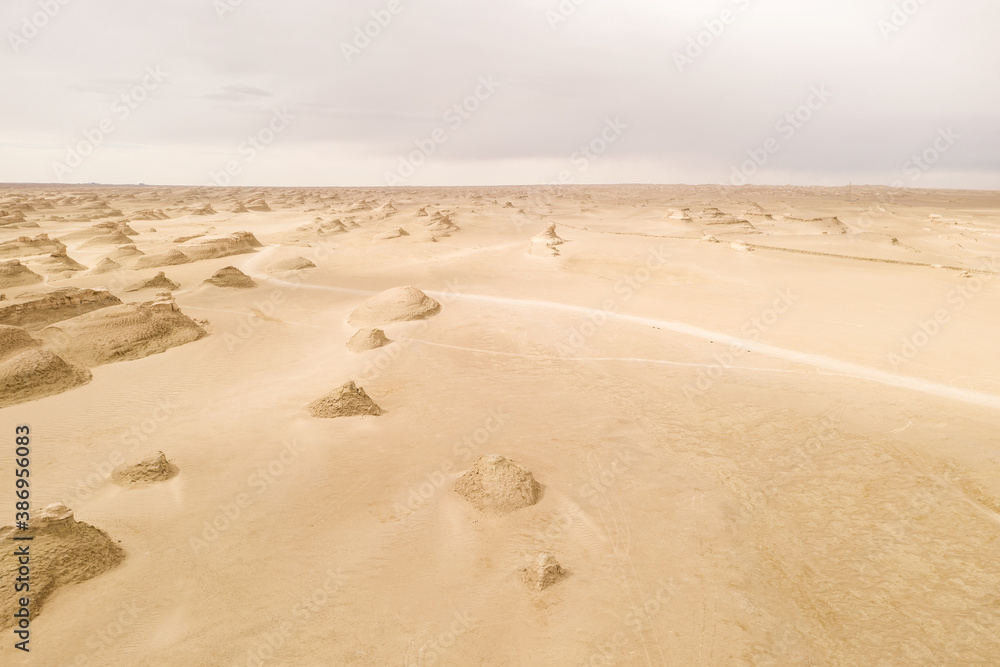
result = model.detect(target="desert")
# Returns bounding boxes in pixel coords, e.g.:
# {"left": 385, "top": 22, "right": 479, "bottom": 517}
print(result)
{"left": 0, "top": 183, "right": 998, "bottom": 664}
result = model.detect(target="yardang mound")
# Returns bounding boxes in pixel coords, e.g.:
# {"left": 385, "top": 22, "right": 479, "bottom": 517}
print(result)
{"left": 307, "top": 380, "right": 383, "bottom": 418}
{"left": 0, "top": 288, "right": 122, "bottom": 330}
{"left": 0, "top": 260, "right": 43, "bottom": 288}
{"left": 270, "top": 257, "right": 316, "bottom": 272}
{"left": 133, "top": 249, "right": 192, "bottom": 270}
{"left": 39, "top": 296, "right": 207, "bottom": 367}
{"left": 346, "top": 328, "right": 391, "bottom": 352}
{"left": 111, "top": 451, "right": 179, "bottom": 487}
{"left": 0, "top": 504, "right": 125, "bottom": 630}
{"left": 348, "top": 286, "right": 440, "bottom": 327}
{"left": 522, "top": 552, "right": 566, "bottom": 591}
{"left": 203, "top": 266, "right": 256, "bottom": 288}
{"left": 126, "top": 271, "right": 180, "bottom": 292}
{"left": 454, "top": 454, "right": 541, "bottom": 515}
{"left": 0, "top": 324, "right": 91, "bottom": 408}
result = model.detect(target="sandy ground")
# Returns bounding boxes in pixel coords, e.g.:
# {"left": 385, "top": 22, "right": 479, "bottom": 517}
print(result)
{"left": 1, "top": 184, "right": 999, "bottom": 666}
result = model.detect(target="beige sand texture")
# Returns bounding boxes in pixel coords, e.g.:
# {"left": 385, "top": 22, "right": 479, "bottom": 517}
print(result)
{"left": 2, "top": 185, "right": 1000, "bottom": 666}
{"left": 38, "top": 297, "right": 206, "bottom": 367}
{"left": 347, "top": 285, "right": 441, "bottom": 326}
{"left": 307, "top": 380, "right": 384, "bottom": 418}
{"left": 0, "top": 504, "right": 124, "bottom": 630}
{"left": 125, "top": 271, "right": 180, "bottom": 292}
{"left": 0, "top": 288, "right": 122, "bottom": 330}
{"left": 0, "top": 324, "right": 91, "bottom": 407}
{"left": 454, "top": 454, "right": 542, "bottom": 514}
{"left": 111, "top": 451, "right": 179, "bottom": 487}
{"left": 202, "top": 266, "right": 255, "bottom": 289}
{"left": 0, "top": 260, "right": 43, "bottom": 288}
{"left": 269, "top": 256, "right": 316, "bottom": 272}
{"left": 346, "top": 327, "right": 391, "bottom": 352}
{"left": 522, "top": 552, "right": 566, "bottom": 591}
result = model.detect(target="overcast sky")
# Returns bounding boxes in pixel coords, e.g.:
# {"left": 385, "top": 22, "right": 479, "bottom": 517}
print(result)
{"left": 1, "top": 0, "right": 997, "bottom": 188}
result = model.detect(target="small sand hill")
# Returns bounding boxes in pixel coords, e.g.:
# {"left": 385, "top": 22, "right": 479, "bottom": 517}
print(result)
{"left": 39, "top": 296, "right": 207, "bottom": 367}
{"left": 0, "top": 234, "right": 65, "bottom": 259}
{"left": 180, "top": 203, "right": 216, "bottom": 216}
{"left": 454, "top": 454, "right": 541, "bottom": 514}
{"left": 111, "top": 451, "right": 179, "bottom": 487}
{"left": 416, "top": 206, "right": 429, "bottom": 216}
{"left": 126, "top": 271, "right": 180, "bottom": 292}
{"left": 0, "top": 504, "right": 125, "bottom": 630}
{"left": 133, "top": 249, "right": 192, "bottom": 270}
{"left": 0, "top": 327, "right": 91, "bottom": 407}
{"left": 27, "top": 249, "right": 88, "bottom": 275}
{"left": 0, "top": 288, "right": 122, "bottom": 330}
{"left": 179, "top": 232, "right": 262, "bottom": 260}
{"left": 80, "top": 230, "right": 133, "bottom": 247}
{"left": 665, "top": 209, "right": 692, "bottom": 221}
{"left": 270, "top": 256, "right": 316, "bottom": 272}
{"left": 522, "top": 552, "right": 566, "bottom": 591}
{"left": 374, "top": 227, "right": 409, "bottom": 240}
{"left": 529, "top": 223, "right": 565, "bottom": 257}
{"left": 348, "top": 286, "right": 441, "bottom": 327}
{"left": 346, "top": 328, "right": 391, "bottom": 352}
{"left": 0, "top": 209, "right": 27, "bottom": 226}
{"left": 129, "top": 208, "right": 169, "bottom": 220}
{"left": 297, "top": 218, "right": 348, "bottom": 235}
{"left": 94, "top": 220, "right": 139, "bottom": 236}
{"left": 426, "top": 212, "right": 460, "bottom": 236}
{"left": 230, "top": 202, "right": 249, "bottom": 213}
{"left": 109, "top": 244, "right": 145, "bottom": 262}
{"left": 307, "top": 380, "right": 383, "bottom": 418}
{"left": 87, "top": 257, "right": 122, "bottom": 275}
{"left": 373, "top": 202, "right": 398, "bottom": 219}
{"left": 245, "top": 198, "right": 271, "bottom": 212}
{"left": 0, "top": 260, "right": 43, "bottom": 288}
{"left": 203, "top": 266, "right": 255, "bottom": 288}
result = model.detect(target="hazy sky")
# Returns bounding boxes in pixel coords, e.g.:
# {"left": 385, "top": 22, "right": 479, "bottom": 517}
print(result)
{"left": 1, "top": 0, "right": 997, "bottom": 188}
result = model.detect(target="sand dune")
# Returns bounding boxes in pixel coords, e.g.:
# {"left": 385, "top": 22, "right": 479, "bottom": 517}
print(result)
{"left": 38, "top": 296, "right": 206, "bottom": 367}
{"left": 0, "top": 184, "right": 999, "bottom": 666}
{"left": 348, "top": 286, "right": 441, "bottom": 326}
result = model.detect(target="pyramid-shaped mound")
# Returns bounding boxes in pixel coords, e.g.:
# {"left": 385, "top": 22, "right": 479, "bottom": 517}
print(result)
{"left": 111, "top": 451, "right": 179, "bottom": 487}
{"left": 0, "top": 259, "right": 43, "bottom": 288}
{"left": 307, "top": 380, "right": 383, "bottom": 418}
{"left": 126, "top": 271, "right": 179, "bottom": 292}
{"left": 454, "top": 454, "right": 541, "bottom": 515}
{"left": 522, "top": 552, "right": 566, "bottom": 591}
{"left": 348, "top": 286, "right": 441, "bottom": 327}
{"left": 87, "top": 257, "right": 122, "bottom": 275}
{"left": 203, "top": 266, "right": 256, "bottom": 288}
{"left": 133, "top": 249, "right": 191, "bottom": 270}
{"left": 346, "top": 328, "right": 391, "bottom": 353}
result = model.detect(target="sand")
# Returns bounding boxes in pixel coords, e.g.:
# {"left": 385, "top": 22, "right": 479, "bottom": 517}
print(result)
{"left": 1, "top": 184, "right": 1000, "bottom": 666}
{"left": 454, "top": 454, "right": 542, "bottom": 514}
{"left": 38, "top": 297, "right": 206, "bottom": 367}
{"left": 0, "top": 288, "right": 122, "bottom": 330}
{"left": 0, "top": 504, "right": 125, "bottom": 630}
{"left": 346, "top": 328, "right": 391, "bottom": 352}
{"left": 0, "top": 260, "right": 43, "bottom": 288}
{"left": 307, "top": 380, "right": 383, "bottom": 418}
{"left": 125, "top": 271, "right": 180, "bottom": 292}
{"left": 522, "top": 552, "right": 566, "bottom": 591}
{"left": 111, "top": 451, "right": 179, "bottom": 487}
{"left": 347, "top": 286, "right": 441, "bottom": 327}
{"left": 202, "top": 266, "right": 255, "bottom": 289}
